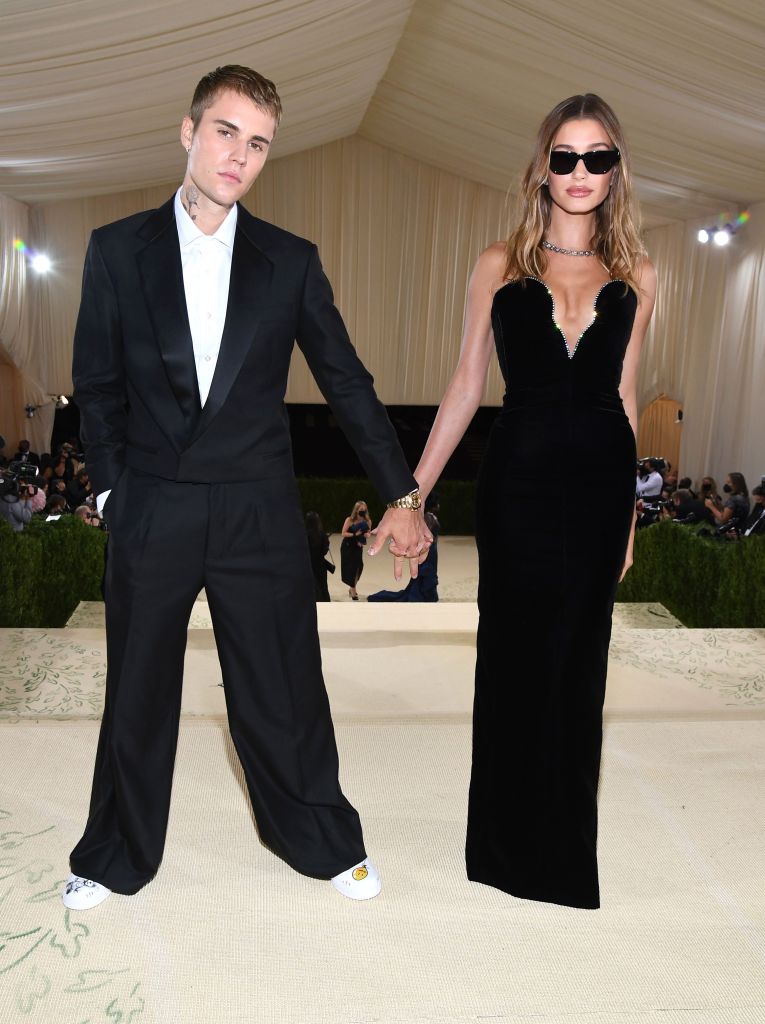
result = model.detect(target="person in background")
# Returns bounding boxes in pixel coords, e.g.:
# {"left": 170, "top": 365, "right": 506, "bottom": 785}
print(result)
{"left": 705, "top": 472, "right": 749, "bottom": 530}
{"left": 68, "top": 467, "right": 93, "bottom": 508}
{"left": 74, "top": 504, "right": 102, "bottom": 527}
{"left": 305, "top": 510, "right": 332, "bottom": 602}
{"left": 669, "top": 488, "right": 714, "bottom": 525}
{"left": 29, "top": 477, "right": 49, "bottom": 514}
{"left": 368, "top": 493, "right": 441, "bottom": 603}
{"left": 740, "top": 485, "right": 765, "bottom": 536}
{"left": 678, "top": 476, "right": 695, "bottom": 497}
{"left": 699, "top": 475, "right": 723, "bottom": 512}
{"left": 49, "top": 477, "right": 72, "bottom": 511}
{"left": 0, "top": 484, "right": 34, "bottom": 531}
{"left": 46, "top": 454, "right": 73, "bottom": 487}
{"left": 635, "top": 458, "right": 663, "bottom": 498}
{"left": 340, "top": 500, "right": 372, "bottom": 600}
{"left": 13, "top": 439, "right": 40, "bottom": 466}
{"left": 45, "top": 494, "right": 68, "bottom": 517}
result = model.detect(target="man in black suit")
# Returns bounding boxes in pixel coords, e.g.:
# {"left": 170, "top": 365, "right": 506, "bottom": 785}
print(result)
{"left": 63, "top": 66, "right": 428, "bottom": 911}
{"left": 13, "top": 439, "right": 40, "bottom": 467}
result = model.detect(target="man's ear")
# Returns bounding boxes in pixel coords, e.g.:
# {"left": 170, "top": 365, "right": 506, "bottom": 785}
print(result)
{"left": 180, "top": 116, "right": 194, "bottom": 153}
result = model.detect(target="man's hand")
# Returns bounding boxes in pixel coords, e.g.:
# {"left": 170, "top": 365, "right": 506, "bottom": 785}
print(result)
{"left": 368, "top": 509, "right": 433, "bottom": 580}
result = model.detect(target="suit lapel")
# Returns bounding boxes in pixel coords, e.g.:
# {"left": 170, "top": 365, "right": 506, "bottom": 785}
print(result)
{"left": 189, "top": 219, "right": 273, "bottom": 443}
{"left": 136, "top": 198, "right": 201, "bottom": 432}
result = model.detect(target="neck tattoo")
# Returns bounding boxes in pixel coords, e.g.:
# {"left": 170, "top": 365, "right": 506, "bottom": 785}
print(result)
{"left": 183, "top": 185, "right": 200, "bottom": 222}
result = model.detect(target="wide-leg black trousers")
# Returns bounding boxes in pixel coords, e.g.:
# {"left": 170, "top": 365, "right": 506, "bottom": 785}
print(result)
{"left": 70, "top": 469, "right": 365, "bottom": 895}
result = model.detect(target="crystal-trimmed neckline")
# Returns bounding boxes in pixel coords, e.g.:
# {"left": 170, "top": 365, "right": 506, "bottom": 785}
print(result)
{"left": 524, "top": 275, "right": 623, "bottom": 359}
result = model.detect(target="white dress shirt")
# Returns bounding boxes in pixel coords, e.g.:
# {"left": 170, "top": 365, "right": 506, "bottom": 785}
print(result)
{"left": 174, "top": 186, "right": 237, "bottom": 405}
{"left": 97, "top": 190, "right": 237, "bottom": 514}
{"left": 636, "top": 470, "right": 663, "bottom": 499}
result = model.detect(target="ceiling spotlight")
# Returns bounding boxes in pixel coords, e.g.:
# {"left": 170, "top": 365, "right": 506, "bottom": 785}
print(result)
{"left": 31, "top": 253, "right": 52, "bottom": 273}
{"left": 697, "top": 210, "right": 750, "bottom": 247}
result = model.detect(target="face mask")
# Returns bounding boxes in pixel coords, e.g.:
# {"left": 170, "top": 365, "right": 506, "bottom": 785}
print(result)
{"left": 723, "top": 484, "right": 732, "bottom": 493}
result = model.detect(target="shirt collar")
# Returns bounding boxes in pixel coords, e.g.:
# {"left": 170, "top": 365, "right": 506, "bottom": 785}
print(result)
{"left": 174, "top": 187, "right": 238, "bottom": 250}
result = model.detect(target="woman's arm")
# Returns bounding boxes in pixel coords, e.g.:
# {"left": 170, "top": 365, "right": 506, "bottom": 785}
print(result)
{"left": 707, "top": 502, "right": 732, "bottom": 524}
{"left": 618, "top": 259, "right": 658, "bottom": 580}
{"left": 341, "top": 517, "right": 354, "bottom": 538}
{"left": 414, "top": 244, "right": 505, "bottom": 500}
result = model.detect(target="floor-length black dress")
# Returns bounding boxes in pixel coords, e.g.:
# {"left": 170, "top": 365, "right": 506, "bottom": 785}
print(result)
{"left": 466, "top": 275, "right": 638, "bottom": 909}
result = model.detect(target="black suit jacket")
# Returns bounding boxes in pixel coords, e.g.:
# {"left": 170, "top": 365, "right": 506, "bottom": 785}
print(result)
{"left": 72, "top": 196, "right": 416, "bottom": 503}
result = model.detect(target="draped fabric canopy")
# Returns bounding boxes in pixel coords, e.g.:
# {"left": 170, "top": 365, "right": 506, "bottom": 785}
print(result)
{"left": 1, "top": 0, "right": 763, "bottom": 488}
{"left": 2, "top": 0, "right": 764, "bottom": 226}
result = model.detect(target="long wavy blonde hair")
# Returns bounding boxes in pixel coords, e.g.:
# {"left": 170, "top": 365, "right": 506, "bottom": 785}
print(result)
{"left": 504, "top": 94, "right": 645, "bottom": 294}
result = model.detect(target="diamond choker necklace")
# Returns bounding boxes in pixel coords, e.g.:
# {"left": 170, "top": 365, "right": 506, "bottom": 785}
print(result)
{"left": 542, "top": 239, "right": 595, "bottom": 257}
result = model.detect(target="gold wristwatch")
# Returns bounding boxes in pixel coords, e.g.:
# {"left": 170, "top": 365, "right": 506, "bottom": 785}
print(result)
{"left": 386, "top": 488, "right": 422, "bottom": 511}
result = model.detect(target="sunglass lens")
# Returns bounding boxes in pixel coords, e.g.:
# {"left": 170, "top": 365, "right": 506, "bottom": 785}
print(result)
{"left": 584, "top": 150, "right": 620, "bottom": 174}
{"left": 549, "top": 151, "right": 577, "bottom": 175}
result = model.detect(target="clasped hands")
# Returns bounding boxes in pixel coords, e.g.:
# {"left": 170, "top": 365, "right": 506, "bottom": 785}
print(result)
{"left": 367, "top": 508, "right": 433, "bottom": 580}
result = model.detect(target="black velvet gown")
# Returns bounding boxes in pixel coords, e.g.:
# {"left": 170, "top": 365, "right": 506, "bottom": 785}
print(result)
{"left": 466, "top": 275, "right": 638, "bottom": 909}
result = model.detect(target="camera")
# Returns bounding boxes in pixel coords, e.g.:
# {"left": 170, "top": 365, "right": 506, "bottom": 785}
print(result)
{"left": 0, "top": 461, "right": 39, "bottom": 503}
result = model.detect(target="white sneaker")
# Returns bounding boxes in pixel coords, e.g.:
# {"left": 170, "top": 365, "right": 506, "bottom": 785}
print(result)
{"left": 62, "top": 873, "right": 112, "bottom": 910}
{"left": 330, "top": 859, "right": 382, "bottom": 900}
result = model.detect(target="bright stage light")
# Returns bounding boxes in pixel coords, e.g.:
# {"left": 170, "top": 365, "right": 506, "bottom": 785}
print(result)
{"left": 713, "top": 229, "right": 730, "bottom": 247}
{"left": 697, "top": 229, "right": 710, "bottom": 243}
{"left": 31, "top": 253, "right": 52, "bottom": 273}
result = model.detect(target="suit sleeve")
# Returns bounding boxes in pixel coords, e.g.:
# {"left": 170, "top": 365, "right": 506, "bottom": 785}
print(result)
{"left": 295, "top": 244, "right": 417, "bottom": 504}
{"left": 71, "top": 232, "right": 127, "bottom": 497}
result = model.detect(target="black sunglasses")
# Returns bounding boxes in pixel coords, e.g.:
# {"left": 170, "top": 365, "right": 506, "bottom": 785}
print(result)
{"left": 548, "top": 149, "right": 620, "bottom": 175}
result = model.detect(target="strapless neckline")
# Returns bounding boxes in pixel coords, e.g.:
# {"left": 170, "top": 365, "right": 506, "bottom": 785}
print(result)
{"left": 494, "top": 276, "right": 625, "bottom": 360}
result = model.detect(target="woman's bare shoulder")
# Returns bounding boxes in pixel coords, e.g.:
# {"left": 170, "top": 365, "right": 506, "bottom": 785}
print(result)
{"left": 473, "top": 242, "right": 508, "bottom": 295}
{"left": 637, "top": 256, "right": 657, "bottom": 295}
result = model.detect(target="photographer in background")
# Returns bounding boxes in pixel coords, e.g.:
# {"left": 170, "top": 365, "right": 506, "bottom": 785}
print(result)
{"left": 74, "top": 504, "right": 103, "bottom": 528}
{"left": 669, "top": 488, "right": 714, "bottom": 525}
{"left": 67, "top": 467, "right": 93, "bottom": 508}
{"left": 0, "top": 481, "right": 35, "bottom": 532}
{"left": 636, "top": 458, "right": 664, "bottom": 499}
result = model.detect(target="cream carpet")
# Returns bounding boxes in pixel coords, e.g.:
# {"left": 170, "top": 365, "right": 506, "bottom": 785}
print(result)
{"left": 1, "top": 549, "right": 763, "bottom": 1022}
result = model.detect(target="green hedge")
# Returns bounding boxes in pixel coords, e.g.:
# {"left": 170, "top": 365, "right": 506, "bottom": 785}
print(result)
{"left": 2, "top": 488, "right": 763, "bottom": 628}
{"left": 0, "top": 515, "right": 107, "bottom": 627}
{"left": 617, "top": 518, "right": 765, "bottom": 627}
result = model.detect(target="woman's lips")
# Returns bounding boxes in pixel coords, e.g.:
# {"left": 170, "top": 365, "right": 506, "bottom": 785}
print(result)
{"left": 567, "top": 187, "right": 593, "bottom": 197}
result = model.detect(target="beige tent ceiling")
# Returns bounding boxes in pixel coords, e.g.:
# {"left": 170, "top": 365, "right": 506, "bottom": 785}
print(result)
{"left": 2, "top": 0, "right": 764, "bottom": 227}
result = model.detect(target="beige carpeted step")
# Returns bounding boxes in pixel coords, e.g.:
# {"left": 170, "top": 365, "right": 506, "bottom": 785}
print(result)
{"left": 0, "top": 716, "right": 763, "bottom": 1024}
{"left": 2, "top": 620, "right": 763, "bottom": 722}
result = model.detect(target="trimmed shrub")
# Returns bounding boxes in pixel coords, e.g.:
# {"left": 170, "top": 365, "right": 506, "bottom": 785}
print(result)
{"left": 616, "top": 519, "right": 765, "bottom": 627}
{"left": 1, "top": 492, "right": 763, "bottom": 628}
{"left": 0, "top": 516, "right": 106, "bottom": 627}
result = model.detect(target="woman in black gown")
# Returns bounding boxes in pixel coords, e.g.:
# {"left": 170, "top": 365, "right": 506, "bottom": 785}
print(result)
{"left": 414, "top": 94, "right": 656, "bottom": 909}
{"left": 340, "top": 500, "right": 372, "bottom": 600}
